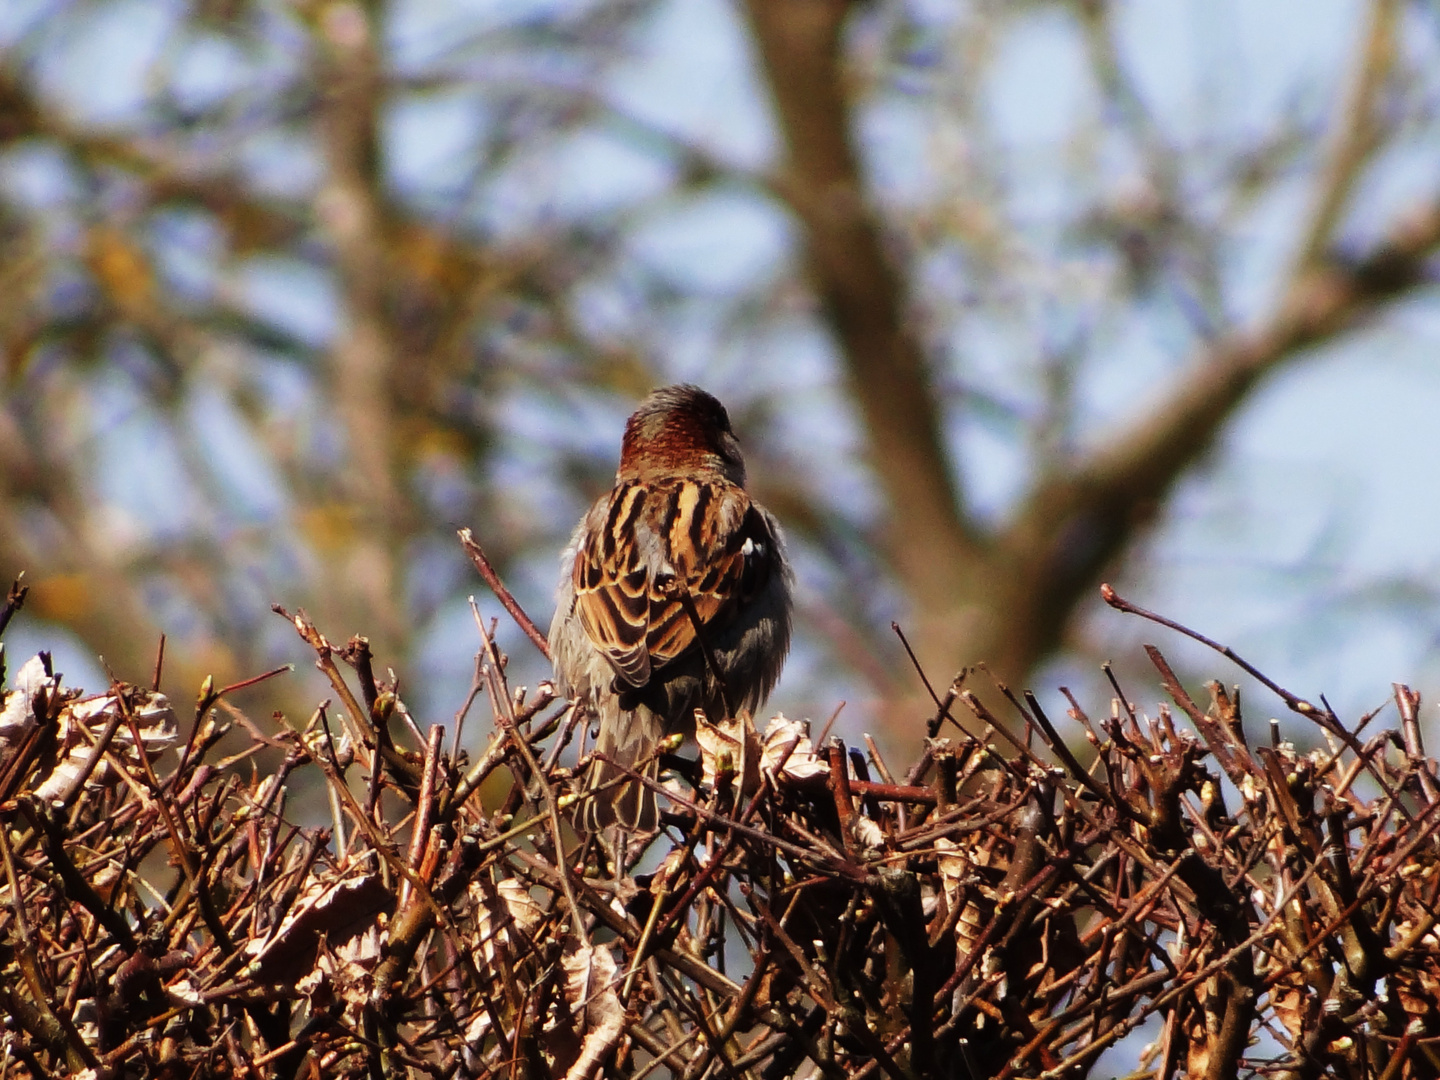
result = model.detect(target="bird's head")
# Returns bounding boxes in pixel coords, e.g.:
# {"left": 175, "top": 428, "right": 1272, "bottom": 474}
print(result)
{"left": 618, "top": 384, "right": 747, "bottom": 486}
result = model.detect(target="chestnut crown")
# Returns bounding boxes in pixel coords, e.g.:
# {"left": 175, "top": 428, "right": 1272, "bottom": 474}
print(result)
{"left": 617, "top": 384, "right": 746, "bottom": 486}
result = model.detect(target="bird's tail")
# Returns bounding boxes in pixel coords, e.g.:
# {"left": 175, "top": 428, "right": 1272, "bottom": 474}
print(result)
{"left": 582, "top": 701, "right": 663, "bottom": 833}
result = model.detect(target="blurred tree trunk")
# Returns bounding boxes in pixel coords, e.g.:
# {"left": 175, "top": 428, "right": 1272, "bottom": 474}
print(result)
{"left": 744, "top": 0, "right": 1428, "bottom": 730}
{"left": 312, "top": 0, "right": 408, "bottom": 661}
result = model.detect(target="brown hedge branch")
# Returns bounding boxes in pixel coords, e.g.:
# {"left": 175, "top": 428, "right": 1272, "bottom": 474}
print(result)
{"left": 0, "top": 588, "right": 1437, "bottom": 1078}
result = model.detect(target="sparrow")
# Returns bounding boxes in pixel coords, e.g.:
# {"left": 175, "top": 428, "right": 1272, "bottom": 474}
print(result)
{"left": 549, "top": 384, "right": 793, "bottom": 831}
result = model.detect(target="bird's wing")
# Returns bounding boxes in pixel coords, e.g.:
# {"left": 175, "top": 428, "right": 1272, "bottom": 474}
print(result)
{"left": 640, "top": 479, "right": 775, "bottom": 667}
{"left": 573, "top": 481, "right": 654, "bottom": 686}
{"left": 573, "top": 478, "right": 776, "bottom": 687}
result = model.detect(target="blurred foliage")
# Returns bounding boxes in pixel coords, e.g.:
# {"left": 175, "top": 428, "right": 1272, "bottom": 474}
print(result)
{"left": 2, "top": 0, "right": 1440, "bottom": 737}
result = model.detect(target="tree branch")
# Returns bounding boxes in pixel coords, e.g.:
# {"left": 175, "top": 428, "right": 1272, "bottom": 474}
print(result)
{"left": 1003, "top": 193, "right": 1440, "bottom": 663}
{"left": 1289, "top": 0, "right": 1401, "bottom": 277}
{"left": 314, "top": 0, "right": 407, "bottom": 654}
{"left": 742, "top": 0, "right": 979, "bottom": 606}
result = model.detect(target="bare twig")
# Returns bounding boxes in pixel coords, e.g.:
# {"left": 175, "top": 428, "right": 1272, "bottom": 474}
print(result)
{"left": 458, "top": 528, "right": 552, "bottom": 660}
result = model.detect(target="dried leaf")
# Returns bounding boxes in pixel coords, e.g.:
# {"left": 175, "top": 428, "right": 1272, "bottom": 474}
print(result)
{"left": 560, "top": 941, "right": 625, "bottom": 1080}
{"left": 761, "top": 714, "right": 829, "bottom": 783}
{"left": 244, "top": 867, "right": 389, "bottom": 981}
{"left": 472, "top": 875, "right": 545, "bottom": 966}
{"left": 696, "top": 708, "right": 762, "bottom": 794}
{"left": 30, "top": 688, "right": 176, "bottom": 802}
{"left": 853, "top": 815, "right": 885, "bottom": 853}
{"left": 0, "top": 653, "right": 56, "bottom": 745}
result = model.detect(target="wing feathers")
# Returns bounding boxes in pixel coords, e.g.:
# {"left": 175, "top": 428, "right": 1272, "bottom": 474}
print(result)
{"left": 571, "top": 477, "right": 774, "bottom": 689}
